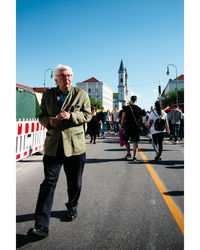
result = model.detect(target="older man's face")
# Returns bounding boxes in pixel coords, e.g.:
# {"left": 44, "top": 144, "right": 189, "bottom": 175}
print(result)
{"left": 56, "top": 68, "right": 73, "bottom": 92}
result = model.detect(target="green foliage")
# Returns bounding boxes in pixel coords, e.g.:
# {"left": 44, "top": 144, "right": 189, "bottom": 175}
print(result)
{"left": 89, "top": 97, "right": 96, "bottom": 107}
{"left": 162, "top": 89, "right": 184, "bottom": 108}
{"left": 96, "top": 100, "right": 102, "bottom": 109}
{"left": 89, "top": 97, "right": 102, "bottom": 109}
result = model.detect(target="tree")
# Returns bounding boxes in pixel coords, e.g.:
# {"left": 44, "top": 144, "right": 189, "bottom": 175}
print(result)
{"left": 89, "top": 97, "right": 102, "bottom": 109}
{"left": 89, "top": 97, "right": 96, "bottom": 107}
{"left": 162, "top": 89, "right": 184, "bottom": 109}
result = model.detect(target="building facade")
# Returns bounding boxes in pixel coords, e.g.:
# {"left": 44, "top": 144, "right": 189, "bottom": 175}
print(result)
{"left": 76, "top": 77, "right": 113, "bottom": 111}
{"left": 162, "top": 74, "right": 184, "bottom": 95}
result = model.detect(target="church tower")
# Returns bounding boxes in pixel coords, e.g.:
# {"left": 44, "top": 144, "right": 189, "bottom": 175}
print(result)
{"left": 118, "top": 60, "right": 129, "bottom": 106}
{"left": 125, "top": 68, "right": 129, "bottom": 98}
{"left": 118, "top": 59, "right": 126, "bottom": 106}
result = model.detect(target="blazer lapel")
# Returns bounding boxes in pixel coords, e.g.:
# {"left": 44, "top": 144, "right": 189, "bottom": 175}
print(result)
{"left": 61, "top": 86, "right": 74, "bottom": 112}
{"left": 53, "top": 88, "right": 63, "bottom": 110}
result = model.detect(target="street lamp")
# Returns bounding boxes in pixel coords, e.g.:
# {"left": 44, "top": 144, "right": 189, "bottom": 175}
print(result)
{"left": 44, "top": 68, "right": 54, "bottom": 88}
{"left": 166, "top": 64, "right": 178, "bottom": 106}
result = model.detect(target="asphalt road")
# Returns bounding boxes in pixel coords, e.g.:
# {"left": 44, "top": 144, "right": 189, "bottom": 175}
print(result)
{"left": 16, "top": 133, "right": 184, "bottom": 250}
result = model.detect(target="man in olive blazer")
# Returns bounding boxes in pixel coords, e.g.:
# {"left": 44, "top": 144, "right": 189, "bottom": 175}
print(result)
{"left": 28, "top": 64, "right": 92, "bottom": 239}
{"left": 39, "top": 83, "right": 91, "bottom": 157}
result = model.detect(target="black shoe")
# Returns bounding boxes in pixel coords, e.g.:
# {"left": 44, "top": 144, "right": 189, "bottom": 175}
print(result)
{"left": 154, "top": 154, "right": 161, "bottom": 161}
{"left": 65, "top": 204, "right": 77, "bottom": 221}
{"left": 125, "top": 153, "right": 131, "bottom": 160}
{"left": 27, "top": 226, "right": 49, "bottom": 239}
{"left": 90, "top": 139, "right": 93, "bottom": 143}
{"left": 132, "top": 157, "right": 138, "bottom": 163}
{"left": 93, "top": 141, "right": 96, "bottom": 144}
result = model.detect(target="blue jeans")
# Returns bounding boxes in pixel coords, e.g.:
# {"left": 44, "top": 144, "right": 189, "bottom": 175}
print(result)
{"left": 34, "top": 152, "right": 85, "bottom": 228}
{"left": 100, "top": 122, "right": 106, "bottom": 136}
{"left": 114, "top": 122, "right": 119, "bottom": 133}
{"left": 172, "top": 124, "right": 180, "bottom": 142}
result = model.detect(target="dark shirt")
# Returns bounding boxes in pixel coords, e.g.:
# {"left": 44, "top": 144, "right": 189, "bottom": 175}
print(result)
{"left": 87, "top": 114, "right": 100, "bottom": 131}
{"left": 119, "top": 110, "right": 123, "bottom": 119}
{"left": 98, "top": 111, "right": 106, "bottom": 122}
{"left": 123, "top": 104, "right": 143, "bottom": 129}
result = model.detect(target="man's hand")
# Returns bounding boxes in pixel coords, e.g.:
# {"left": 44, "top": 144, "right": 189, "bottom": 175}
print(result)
{"left": 50, "top": 117, "right": 61, "bottom": 128}
{"left": 57, "top": 111, "right": 71, "bottom": 120}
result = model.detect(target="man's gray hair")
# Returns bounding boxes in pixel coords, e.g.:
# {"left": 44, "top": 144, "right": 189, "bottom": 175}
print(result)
{"left": 54, "top": 64, "right": 73, "bottom": 80}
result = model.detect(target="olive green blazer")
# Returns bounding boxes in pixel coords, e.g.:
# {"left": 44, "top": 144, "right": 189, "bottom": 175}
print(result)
{"left": 38, "top": 86, "right": 92, "bottom": 157}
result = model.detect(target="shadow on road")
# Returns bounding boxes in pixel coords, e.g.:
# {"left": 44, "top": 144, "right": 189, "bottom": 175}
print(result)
{"left": 16, "top": 233, "right": 46, "bottom": 248}
{"left": 163, "top": 191, "right": 184, "bottom": 196}
{"left": 16, "top": 210, "right": 69, "bottom": 224}
{"left": 139, "top": 148, "right": 171, "bottom": 152}
{"left": 147, "top": 160, "right": 184, "bottom": 166}
{"left": 104, "top": 148, "right": 125, "bottom": 152}
{"left": 86, "top": 158, "right": 125, "bottom": 164}
{"left": 19, "top": 159, "right": 42, "bottom": 163}
{"left": 165, "top": 166, "right": 184, "bottom": 169}
{"left": 16, "top": 210, "right": 71, "bottom": 248}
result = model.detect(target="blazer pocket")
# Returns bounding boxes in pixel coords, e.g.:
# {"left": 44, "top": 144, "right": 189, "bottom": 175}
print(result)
{"left": 62, "top": 126, "right": 85, "bottom": 155}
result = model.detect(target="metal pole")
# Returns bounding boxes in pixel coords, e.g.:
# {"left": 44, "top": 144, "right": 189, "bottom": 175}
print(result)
{"left": 44, "top": 68, "right": 53, "bottom": 88}
{"left": 166, "top": 64, "right": 178, "bottom": 106}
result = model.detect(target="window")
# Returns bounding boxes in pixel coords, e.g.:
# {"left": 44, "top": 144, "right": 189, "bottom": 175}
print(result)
{"left": 88, "top": 88, "right": 91, "bottom": 93}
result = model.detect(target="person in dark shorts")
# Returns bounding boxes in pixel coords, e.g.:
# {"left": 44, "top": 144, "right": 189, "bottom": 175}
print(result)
{"left": 120, "top": 96, "right": 143, "bottom": 162}
{"left": 87, "top": 106, "right": 100, "bottom": 144}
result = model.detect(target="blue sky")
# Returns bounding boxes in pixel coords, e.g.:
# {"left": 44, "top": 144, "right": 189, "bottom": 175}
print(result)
{"left": 16, "top": 0, "right": 184, "bottom": 110}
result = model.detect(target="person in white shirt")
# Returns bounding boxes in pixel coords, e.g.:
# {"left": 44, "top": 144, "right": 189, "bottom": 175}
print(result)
{"left": 148, "top": 101, "right": 170, "bottom": 161}
{"left": 169, "top": 105, "right": 183, "bottom": 143}
{"left": 112, "top": 107, "right": 119, "bottom": 135}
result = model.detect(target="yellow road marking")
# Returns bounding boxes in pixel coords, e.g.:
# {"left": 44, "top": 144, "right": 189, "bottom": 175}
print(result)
{"left": 138, "top": 147, "right": 184, "bottom": 235}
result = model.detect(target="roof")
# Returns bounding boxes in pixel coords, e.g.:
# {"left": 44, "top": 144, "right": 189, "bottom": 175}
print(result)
{"left": 174, "top": 74, "right": 184, "bottom": 80}
{"left": 16, "top": 83, "right": 49, "bottom": 93}
{"left": 82, "top": 77, "right": 99, "bottom": 83}
{"left": 33, "top": 87, "right": 50, "bottom": 93}
{"left": 16, "top": 83, "right": 35, "bottom": 92}
{"left": 118, "top": 59, "right": 125, "bottom": 73}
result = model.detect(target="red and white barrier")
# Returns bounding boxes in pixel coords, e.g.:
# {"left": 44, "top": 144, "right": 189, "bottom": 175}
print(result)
{"left": 16, "top": 119, "right": 46, "bottom": 161}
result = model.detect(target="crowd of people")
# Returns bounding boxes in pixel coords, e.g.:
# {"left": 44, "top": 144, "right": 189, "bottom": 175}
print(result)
{"left": 85, "top": 96, "right": 184, "bottom": 163}
{"left": 85, "top": 106, "right": 121, "bottom": 142}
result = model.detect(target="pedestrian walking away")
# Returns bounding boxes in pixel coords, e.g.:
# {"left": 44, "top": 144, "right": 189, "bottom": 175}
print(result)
{"left": 86, "top": 106, "right": 100, "bottom": 144}
{"left": 27, "top": 64, "right": 92, "bottom": 239}
{"left": 148, "top": 100, "right": 170, "bottom": 161}
{"left": 169, "top": 105, "right": 183, "bottom": 144}
{"left": 118, "top": 106, "right": 125, "bottom": 126}
{"left": 98, "top": 107, "right": 106, "bottom": 138}
{"left": 112, "top": 107, "right": 119, "bottom": 135}
{"left": 106, "top": 110, "right": 112, "bottom": 132}
{"left": 120, "top": 95, "right": 144, "bottom": 163}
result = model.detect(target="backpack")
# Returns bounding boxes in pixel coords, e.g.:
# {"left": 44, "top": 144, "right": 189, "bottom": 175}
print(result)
{"left": 153, "top": 111, "right": 166, "bottom": 131}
